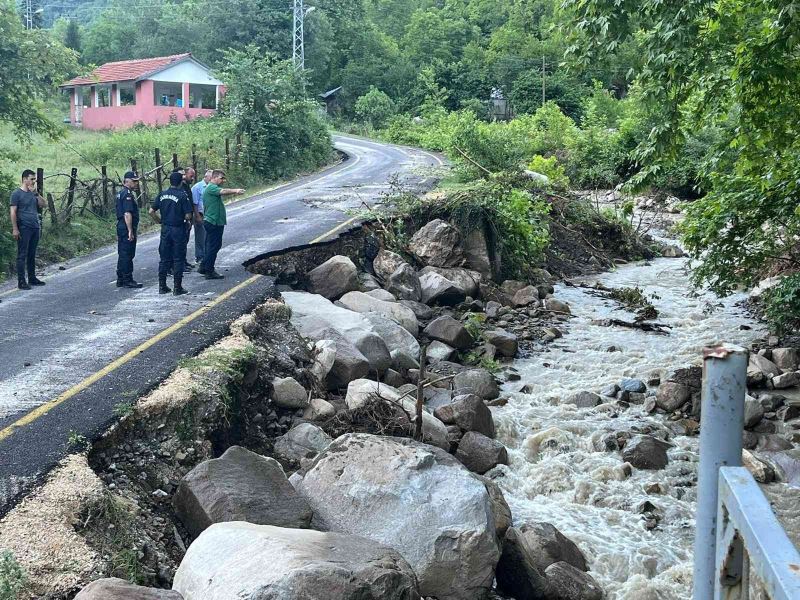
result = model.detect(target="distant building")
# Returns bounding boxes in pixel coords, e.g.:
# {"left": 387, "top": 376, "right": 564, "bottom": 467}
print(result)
{"left": 319, "top": 86, "right": 342, "bottom": 115}
{"left": 488, "top": 87, "right": 512, "bottom": 122}
{"left": 60, "top": 53, "right": 225, "bottom": 130}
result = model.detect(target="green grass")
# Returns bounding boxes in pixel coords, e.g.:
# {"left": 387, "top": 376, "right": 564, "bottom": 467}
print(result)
{"left": 0, "top": 550, "right": 27, "bottom": 600}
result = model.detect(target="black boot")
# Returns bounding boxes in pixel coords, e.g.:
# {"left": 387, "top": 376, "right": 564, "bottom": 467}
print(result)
{"left": 173, "top": 278, "right": 188, "bottom": 296}
{"left": 116, "top": 277, "right": 124, "bottom": 287}
{"left": 159, "top": 277, "right": 171, "bottom": 294}
{"left": 123, "top": 279, "right": 143, "bottom": 289}
{"left": 18, "top": 279, "right": 30, "bottom": 290}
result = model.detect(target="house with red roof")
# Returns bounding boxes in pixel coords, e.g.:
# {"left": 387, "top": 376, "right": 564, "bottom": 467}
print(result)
{"left": 60, "top": 53, "right": 225, "bottom": 130}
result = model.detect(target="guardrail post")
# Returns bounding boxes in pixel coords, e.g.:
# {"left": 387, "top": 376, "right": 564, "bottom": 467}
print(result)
{"left": 693, "top": 344, "right": 748, "bottom": 600}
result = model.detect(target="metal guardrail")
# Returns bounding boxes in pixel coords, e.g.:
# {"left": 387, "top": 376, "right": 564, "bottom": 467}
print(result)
{"left": 693, "top": 344, "right": 800, "bottom": 599}
{"left": 716, "top": 466, "right": 800, "bottom": 599}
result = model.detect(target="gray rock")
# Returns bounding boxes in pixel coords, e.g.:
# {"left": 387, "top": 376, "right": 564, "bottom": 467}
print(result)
{"left": 484, "top": 329, "right": 518, "bottom": 358}
{"left": 453, "top": 368, "right": 500, "bottom": 400}
{"left": 656, "top": 382, "right": 691, "bottom": 412}
{"left": 373, "top": 249, "right": 409, "bottom": 281}
{"left": 501, "top": 280, "right": 527, "bottom": 297}
{"left": 307, "top": 255, "right": 360, "bottom": 300}
{"left": 772, "top": 371, "right": 800, "bottom": 389}
{"left": 399, "top": 299, "right": 434, "bottom": 321}
{"left": 302, "top": 398, "right": 336, "bottom": 421}
{"left": 173, "top": 446, "right": 312, "bottom": 538}
{"left": 320, "top": 329, "right": 370, "bottom": 388}
{"left": 391, "top": 349, "right": 420, "bottom": 371}
{"left": 567, "top": 391, "right": 601, "bottom": 408}
{"left": 419, "top": 271, "right": 466, "bottom": 306}
{"left": 365, "top": 288, "right": 397, "bottom": 302}
{"left": 310, "top": 339, "right": 336, "bottom": 382}
{"left": 362, "top": 312, "right": 421, "bottom": 362}
{"left": 664, "top": 365, "right": 702, "bottom": 390}
{"left": 512, "top": 286, "right": 540, "bottom": 307}
{"left": 485, "top": 301, "right": 502, "bottom": 318}
{"left": 544, "top": 298, "right": 571, "bottom": 314}
{"left": 600, "top": 383, "right": 619, "bottom": 398}
{"left": 274, "top": 423, "right": 333, "bottom": 464}
{"left": 419, "top": 266, "right": 481, "bottom": 298}
{"left": 622, "top": 435, "right": 670, "bottom": 470}
{"left": 409, "top": 219, "right": 465, "bottom": 267}
{"left": 76, "top": 579, "right": 183, "bottom": 600}
{"left": 297, "top": 434, "right": 500, "bottom": 600}
{"left": 383, "top": 368, "right": 406, "bottom": 388}
{"left": 434, "top": 394, "right": 495, "bottom": 438}
{"left": 425, "top": 387, "right": 455, "bottom": 410}
{"left": 771, "top": 348, "right": 800, "bottom": 371}
{"left": 463, "top": 228, "right": 494, "bottom": 278}
{"left": 173, "top": 522, "right": 421, "bottom": 600}
{"left": 359, "top": 272, "right": 381, "bottom": 292}
{"left": 661, "top": 244, "right": 685, "bottom": 258}
{"left": 514, "top": 522, "right": 588, "bottom": 573}
{"left": 456, "top": 431, "right": 508, "bottom": 474}
{"left": 481, "top": 476, "right": 512, "bottom": 539}
{"left": 353, "top": 331, "right": 392, "bottom": 375}
{"left": 750, "top": 354, "right": 782, "bottom": 378}
{"left": 620, "top": 378, "right": 647, "bottom": 393}
{"left": 272, "top": 377, "right": 309, "bottom": 409}
{"left": 387, "top": 263, "right": 423, "bottom": 302}
{"left": 339, "top": 291, "right": 419, "bottom": 336}
{"left": 544, "top": 561, "right": 603, "bottom": 600}
{"left": 427, "top": 340, "right": 457, "bottom": 363}
{"left": 424, "top": 316, "right": 474, "bottom": 350}
{"left": 744, "top": 396, "right": 765, "bottom": 429}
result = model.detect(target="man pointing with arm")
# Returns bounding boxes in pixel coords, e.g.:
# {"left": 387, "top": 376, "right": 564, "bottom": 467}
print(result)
{"left": 198, "top": 170, "right": 244, "bottom": 280}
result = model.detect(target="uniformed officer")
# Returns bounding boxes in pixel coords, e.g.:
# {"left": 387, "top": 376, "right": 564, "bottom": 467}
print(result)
{"left": 149, "top": 172, "right": 193, "bottom": 295}
{"left": 115, "top": 171, "right": 143, "bottom": 288}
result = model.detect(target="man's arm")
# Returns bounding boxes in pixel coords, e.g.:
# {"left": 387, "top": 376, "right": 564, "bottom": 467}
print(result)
{"left": 149, "top": 207, "right": 161, "bottom": 224}
{"left": 36, "top": 194, "right": 46, "bottom": 209}
{"left": 10, "top": 206, "right": 19, "bottom": 240}
{"left": 220, "top": 187, "right": 245, "bottom": 196}
{"left": 124, "top": 212, "right": 135, "bottom": 241}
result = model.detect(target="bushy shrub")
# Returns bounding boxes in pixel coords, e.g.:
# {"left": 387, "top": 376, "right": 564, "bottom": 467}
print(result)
{"left": 355, "top": 86, "right": 396, "bottom": 129}
{"left": 764, "top": 275, "right": 800, "bottom": 335}
{"left": 0, "top": 550, "right": 27, "bottom": 600}
{"left": 527, "top": 155, "right": 570, "bottom": 189}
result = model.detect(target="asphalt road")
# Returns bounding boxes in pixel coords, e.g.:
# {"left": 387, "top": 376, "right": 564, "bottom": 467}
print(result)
{"left": 0, "top": 134, "right": 444, "bottom": 515}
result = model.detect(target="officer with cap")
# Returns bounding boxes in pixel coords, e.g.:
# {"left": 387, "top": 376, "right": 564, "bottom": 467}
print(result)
{"left": 149, "top": 172, "right": 193, "bottom": 295}
{"left": 115, "top": 171, "right": 143, "bottom": 288}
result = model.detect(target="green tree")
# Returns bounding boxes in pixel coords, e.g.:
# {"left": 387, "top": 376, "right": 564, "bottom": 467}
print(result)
{"left": 355, "top": 86, "right": 395, "bottom": 128}
{"left": 563, "top": 0, "right": 800, "bottom": 312}
{"left": 64, "top": 18, "right": 80, "bottom": 52}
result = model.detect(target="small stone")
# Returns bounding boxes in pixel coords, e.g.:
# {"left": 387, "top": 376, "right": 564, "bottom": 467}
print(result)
{"left": 622, "top": 435, "right": 670, "bottom": 470}
{"left": 455, "top": 431, "right": 508, "bottom": 474}
{"left": 772, "top": 371, "right": 800, "bottom": 389}
{"left": 620, "top": 378, "right": 646, "bottom": 393}
{"left": 272, "top": 377, "right": 309, "bottom": 409}
{"left": 656, "top": 381, "right": 691, "bottom": 412}
{"left": 567, "top": 391, "right": 601, "bottom": 408}
{"left": 771, "top": 348, "right": 800, "bottom": 371}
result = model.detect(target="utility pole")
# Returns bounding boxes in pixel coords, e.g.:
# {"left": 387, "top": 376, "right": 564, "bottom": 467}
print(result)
{"left": 292, "top": 0, "right": 305, "bottom": 71}
{"left": 542, "top": 55, "right": 546, "bottom": 106}
{"left": 25, "top": 0, "right": 32, "bottom": 30}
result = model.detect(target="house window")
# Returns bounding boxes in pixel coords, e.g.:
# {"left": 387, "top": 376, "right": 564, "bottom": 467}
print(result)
{"left": 153, "top": 81, "right": 183, "bottom": 107}
{"left": 119, "top": 83, "right": 136, "bottom": 106}
{"left": 80, "top": 87, "right": 92, "bottom": 108}
{"left": 189, "top": 84, "right": 217, "bottom": 109}
{"left": 97, "top": 85, "right": 111, "bottom": 107}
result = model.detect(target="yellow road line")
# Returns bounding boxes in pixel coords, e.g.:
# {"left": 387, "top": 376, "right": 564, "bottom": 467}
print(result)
{"left": 0, "top": 274, "right": 261, "bottom": 442}
{"left": 0, "top": 212, "right": 361, "bottom": 443}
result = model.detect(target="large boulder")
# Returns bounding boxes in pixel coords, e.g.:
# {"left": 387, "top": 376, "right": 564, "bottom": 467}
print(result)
{"left": 173, "top": 522, "right": 420, "bottom": 600}
{"left": 772, "top": 371, "right": 800, "bottom": 389}
{"left": 496, "top": 523, "right": 595, "bottom": 600}
{"left": 419, "top": 266, "right": 481, "bottom": 298}
{"left": 362, "top": 312, "right": 420, "bottom": 361}
{"left": 399, "top": 299, "right": 434, "bottom": 321}
{"left": 409, "top": 219, "right": 465, "bottom": 267}
{"left": 307, "top": 255, "right": 360, "bottom": 300}
{"left": 456, "top": 431, "right": 508, "bottom": 474}
{"left": 484, "top": 329, "right": 518, "bottom": 357}
{"left": 622, "top": 435, "right": 670, "bottom": 470}
{"left": 272, "top": 377, "right": 309, "bottom": 409}
{"left": 75, "top": 579, "right": 183, "bottom": 599}
{"left": 656, "top": 381, "right": 691, "bottom": 412}
{"left": 434, "top": 394, "right": 495, "bottom": 438}
{"left": 544, "top": 562, "right": 603, "bottom": 600}
{"left": 303, "top": 397, "right": 336, "bottom": 421}
{"left": 419, "top": 272, "right": 467, "bottom": 306}
{"left": 750, "top": 354, "right": 782, "bottom": 378}
{"left": 353, "top": 331, "right": 392, "bottom": 375}
{"left": 297, "top": 434, "right": 500, "bottom": 600}
{"left": 320, "top": 329, "right": 371, "bottom": 388}
{"left": 387, "top": 264, "right": 423, "bottom": 302}
{"left": 566, "top": 391, "right": 601, "bottom": 408}
{"left": 274, "top": 423, "right": 333, "bottom": 464}
{"left": 513, "top": 286, "right": 541, "bottom": 307}
{"left": 373, "top": 249, "right": 409, "bottom": 281}
{"left": 366, "top": 289, "right": 397, "bottom": 302}
{"left": 310, "top": 339, "right": 337, "bottom": 382}
{"left": 173, "top": 446, "right": 312, "bottom": 539}
{"left": 427, "top": 340, "right": 457, "bottom": 363}
{"left": 453, "top": 368, "right": 500, "bottom": 400}
{"left": 339, "top": 291, "right": 419, "bottom": 336}
{"left": 772, "top": 348, "right": 800, "bottom": 371}
{"left": 424, "top": 316, "right": 474, "bottom": 350}
{"left": 744, "top": 396, "right": 765, "bottom": 429}
{"left": 463, "top": 228, "right": 494, "bottom": 279}
{"left": 344, "top": 379, "right": 449, "bottom": 450}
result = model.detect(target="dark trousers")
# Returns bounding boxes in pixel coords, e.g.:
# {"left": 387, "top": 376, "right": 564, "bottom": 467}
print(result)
{"left": 202, "top": 222, "right": 224, "bottom": 273}
{"left": 116, "top": 222, "right": 137, "bottom": 282}
{"left": 193, "top": 220, "right": 206, "bottom": 263}
{"left": 16, "top": 226, "right": 40, "bottom": 283}
{"left": 158, "top": 225, "right": 189, "bottom": 283}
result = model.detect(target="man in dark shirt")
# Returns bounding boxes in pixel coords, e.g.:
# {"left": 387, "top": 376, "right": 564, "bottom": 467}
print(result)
{"left": 150, "top": 172, "right": 193, "bottom": 296}
{"left": 10, "top": 169, "right": 46, "bottom": 290}
{"left": 115, "top": 171, "right": 143, "bottom": 289}
{"left": 172, "top": 167, "right": 196, "bottom": 274}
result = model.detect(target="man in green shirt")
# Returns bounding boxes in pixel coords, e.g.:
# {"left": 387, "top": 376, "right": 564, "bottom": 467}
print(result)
{"left": 198, "top": 170, "right": 245, "bottom": 279}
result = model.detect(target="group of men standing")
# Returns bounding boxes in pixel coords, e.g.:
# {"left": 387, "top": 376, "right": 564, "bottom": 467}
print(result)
{"left": 8, "top": 167, "right": 243, "bottom": 294}
{"left": 115, "top": 167, "right": 244, "bottom": 295}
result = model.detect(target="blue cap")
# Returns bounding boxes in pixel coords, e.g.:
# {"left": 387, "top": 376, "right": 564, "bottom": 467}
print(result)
{"left": 123, "top": 171, "right": 139, "bottom": 180}
{"left": 169, "top": 172, "right": 184, "bottom": 186}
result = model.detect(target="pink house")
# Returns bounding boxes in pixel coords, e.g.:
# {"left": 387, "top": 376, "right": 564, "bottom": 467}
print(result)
{"left": 60, "top": 53, "right": 225, "bottom": 130}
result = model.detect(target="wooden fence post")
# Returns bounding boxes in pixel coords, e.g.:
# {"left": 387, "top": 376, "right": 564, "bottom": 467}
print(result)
{"left": 172, "top": 153, "right": 179, "bottom": 171}
{"left": 191, "top": 144, "right": 198, "bottom": 176}
{"left": 65, "top": 167, "right": 78, "bottom": 222}
{"left": 154, "top": 149, "right": 163, "bottom": 192}
{"left": 225, "top": 137, "right": 230, "bottom": 171}
{"left": 36, "top": 168, "right": 44, "bottom": 221}
{"left": 47, "top": 193, "right": 57, "bottom": 227}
